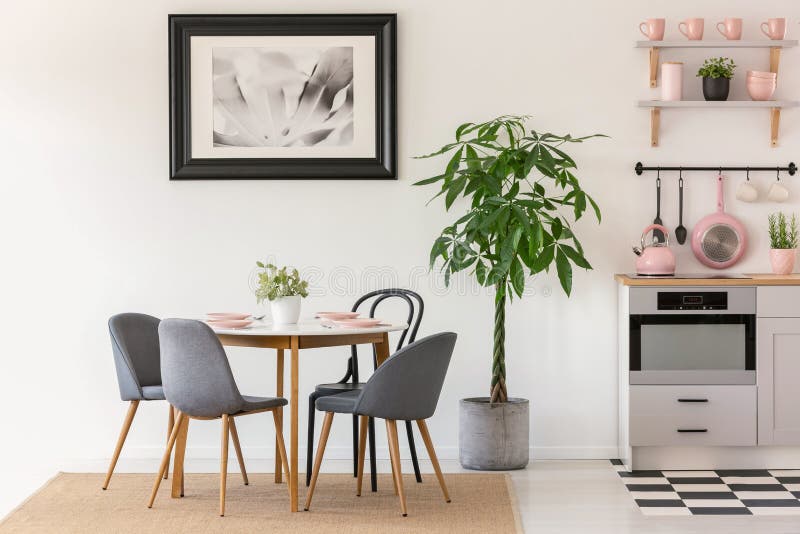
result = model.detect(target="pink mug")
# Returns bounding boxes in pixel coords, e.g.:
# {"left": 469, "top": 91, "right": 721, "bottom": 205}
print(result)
{"left": 761, "top": 18, "right": 787, "bottom": 40}
{"left": 716, "top": 18, "right": 743, "bottom": 40}
{"left": 639, "top": 18, "right": 665, "bottom": 41}
{"left": 678, "top": 18, "right": 705, "bottom": 40}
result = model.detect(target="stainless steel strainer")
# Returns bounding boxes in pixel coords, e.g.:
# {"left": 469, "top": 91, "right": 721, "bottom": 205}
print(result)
{"left": 700, "top": 224, "right": 740, "bottom": 263}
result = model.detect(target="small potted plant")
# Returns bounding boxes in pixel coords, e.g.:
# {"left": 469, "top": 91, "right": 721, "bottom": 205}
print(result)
{"left": 255, "top": 261, "right": 309, "bottom": 324}
{"left": 768, "top": 212, "right": 798, "bottom": 275}
{"left": 696, "top": 57, "right": 736, "bottom": 101}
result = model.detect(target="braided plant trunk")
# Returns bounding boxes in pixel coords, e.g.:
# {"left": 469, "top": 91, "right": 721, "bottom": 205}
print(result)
{"left": 490, "top": 284, "right": 507, "bottom": 403}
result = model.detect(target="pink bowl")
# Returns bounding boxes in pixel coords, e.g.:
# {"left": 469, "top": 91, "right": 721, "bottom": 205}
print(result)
{"left": 206, "top": 319, "right": 253, "bottom": 329}
{"left": 331, "top": 318, "right": 383, "bottom": 328}
{"left": 316, "top": 311, "right": 360, "bottom": 320}
{"left": 747, "top": 70, "right": 777, "bottom": 79}
{"left": 207, "top": 312, "right": 251, "bottom": 320}
{"left": 747, "top": 78, "right": 776, "bottom": 101}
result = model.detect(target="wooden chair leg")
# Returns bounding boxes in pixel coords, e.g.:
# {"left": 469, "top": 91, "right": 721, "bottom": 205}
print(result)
{"left": 390, "top": 450, "right": 399, "bottom": 495}
{"left": 102, "top": 400, "right": 139, "bottom": 490}
{"left": 304, "top": 412, "right": 334, "bottom": 511}
{"left": 356, "top": 415, "right": 369, "bottom": 496}
{"left": 148, "top": 412, "right": 185, "bottom": 508}
{"left": 164, "top": 405, "right": 174, "bottom": 480}
{"left": 272, "top": 410, "right": 291, "bottom": 497}
{"left": 228, "top": 418, "right": 249, "bottom": 486}
{"left": 220, "top": 414, "right": 230, "bottom": 517}
{"left": 386, "top": 419, "right": 408, "bottom": 516}
{"left": 417, "top": 419, "right": 451, "bottom": 503}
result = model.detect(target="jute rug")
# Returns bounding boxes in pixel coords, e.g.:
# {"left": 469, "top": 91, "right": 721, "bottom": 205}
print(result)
{"left": 0, "top": 473, "right": 521, "bottom": 533}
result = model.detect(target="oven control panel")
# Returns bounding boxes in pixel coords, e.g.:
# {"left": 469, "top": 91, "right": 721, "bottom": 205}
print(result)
{"left": 657, "top": 291, "right": 728, "bottom": 311}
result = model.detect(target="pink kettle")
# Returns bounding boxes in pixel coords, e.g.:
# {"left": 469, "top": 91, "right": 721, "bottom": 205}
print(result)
{"left": 633, "top": 224, "right": 676, "bottom": 276}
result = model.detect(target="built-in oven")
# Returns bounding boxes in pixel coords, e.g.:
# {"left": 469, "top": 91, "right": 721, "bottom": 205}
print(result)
{"left": 629, "top": 287, "right": 756, "bottom": 385}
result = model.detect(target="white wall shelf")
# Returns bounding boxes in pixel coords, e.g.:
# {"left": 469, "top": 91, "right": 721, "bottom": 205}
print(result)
{"left": 638, "top": 100, "right": 799, "bottom": 108}
{"left": 637, "top": 100, "right": 798, "bottom": 147}
{"left": 639, "top": 41, "right": 793, "bottom": 89}
{"left": 635, "top": 40, "right": 798, "bottom": 49}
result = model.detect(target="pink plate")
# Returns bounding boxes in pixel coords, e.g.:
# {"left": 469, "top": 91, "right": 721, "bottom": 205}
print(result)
{"left": 332, "top": 318, "right": 383, "bottom": 328}
{"left": 316, "top": 311, "right": 360, "bottom": 320}
{"left": 207, "top": 319, "right": 253, "bottom": 329}
{"left": 207, "top": 312, "right": 251, "bottom": 320}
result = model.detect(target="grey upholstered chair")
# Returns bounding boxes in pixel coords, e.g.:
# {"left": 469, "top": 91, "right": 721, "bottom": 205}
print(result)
{"left": 104, "top": 313, "right": 249, "bottom": 491}
{"left": 104, "top": 313, "right": 165, "bottom": 490}
{"left": 305, "top": 332, "right": 457, "bottom": 516}
{"left": 148, "top": 319, "right": 290, "bottom": 517}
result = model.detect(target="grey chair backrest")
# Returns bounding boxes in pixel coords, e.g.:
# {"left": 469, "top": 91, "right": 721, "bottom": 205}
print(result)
{"left": 109, "top": 313, "right": 161, "bottom": 401}
{"left": 158, "top": 319, "right": 244, "bottom": 418}
{"left": 354, "top": 332, "right": 456, "bottom": 421}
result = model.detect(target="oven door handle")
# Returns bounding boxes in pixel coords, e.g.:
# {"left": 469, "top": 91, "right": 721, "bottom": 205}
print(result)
{"left": 677, "top": 398, "right": 709, "bottom": 403}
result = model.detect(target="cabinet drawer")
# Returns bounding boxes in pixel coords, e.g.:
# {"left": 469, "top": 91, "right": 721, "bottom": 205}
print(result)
{"left": 630, "top": 385, "right": 756, "bottom": 446}
{"left": 758, "top": 287, "right": 800, "bottom": 317}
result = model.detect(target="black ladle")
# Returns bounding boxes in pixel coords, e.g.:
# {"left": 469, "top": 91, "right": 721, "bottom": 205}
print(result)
{"left": 675, "top": 173, "right": 687, "bottom": 244}
{"left": 653, "top": 172, "right": 664, "bottom": 243}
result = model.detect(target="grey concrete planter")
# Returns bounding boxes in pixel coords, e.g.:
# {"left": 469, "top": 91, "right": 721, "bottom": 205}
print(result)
{"left": 459, "top": 397, "right": 530, "bottom": 470}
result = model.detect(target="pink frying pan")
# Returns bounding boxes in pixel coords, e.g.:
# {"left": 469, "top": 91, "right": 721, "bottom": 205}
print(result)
{"left": 691, "top": 175, "right": 747, "bottom": 269}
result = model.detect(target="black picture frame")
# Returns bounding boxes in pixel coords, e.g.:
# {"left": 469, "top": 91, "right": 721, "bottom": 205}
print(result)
{"left": 168, "top": 14, "right": 397, "bottom": 180}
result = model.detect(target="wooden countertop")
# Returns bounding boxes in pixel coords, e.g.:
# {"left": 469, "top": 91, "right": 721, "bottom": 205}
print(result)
{"left": 615, "top": 273, "right": 800, "bottom": 286}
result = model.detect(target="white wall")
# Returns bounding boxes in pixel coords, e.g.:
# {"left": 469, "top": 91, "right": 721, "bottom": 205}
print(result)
{"left": 1, "top": 0, "right": 799, "bottom": 513}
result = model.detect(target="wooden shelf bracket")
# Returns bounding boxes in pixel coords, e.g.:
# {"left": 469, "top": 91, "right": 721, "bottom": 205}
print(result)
{"left": 771, "top": 107, "right": 781, "bottom": 147}
{"left": 649, "top": 47, "right": 659, "bottom": 88}
{"left": 770, "top": 47, "right": 782, "bottom": 78}
{"left": 650, "top": 108, "right": 660, "bottom": 147}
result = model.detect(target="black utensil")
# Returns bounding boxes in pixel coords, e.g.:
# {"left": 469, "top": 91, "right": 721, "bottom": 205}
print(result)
{"left": 675, "top": 175, "right": 687, "bottom": 244}
{"left": 653, "top": 173, "right": 664, "bottom": 243}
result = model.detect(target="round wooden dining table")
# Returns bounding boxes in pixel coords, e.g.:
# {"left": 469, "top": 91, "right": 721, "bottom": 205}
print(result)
{"left": 168, "top": 319, "right": 408, "bottom": 512}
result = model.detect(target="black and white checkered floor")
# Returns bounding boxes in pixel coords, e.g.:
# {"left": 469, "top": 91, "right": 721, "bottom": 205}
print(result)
{"left": 611, "top": 459, "right": 800, "bottom": 516}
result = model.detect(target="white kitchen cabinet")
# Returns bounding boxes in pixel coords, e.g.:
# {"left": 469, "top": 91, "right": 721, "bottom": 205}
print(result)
{"left": 757, "top": 317, "right": 800, "bottom": 445}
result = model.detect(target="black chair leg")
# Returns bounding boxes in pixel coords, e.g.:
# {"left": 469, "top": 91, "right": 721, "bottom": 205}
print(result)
{"left": 368, "top": 416, "right": 377, "bottom": 492}
{"left": 352, "top": 414, "right": 359, "bottom": 477}
{"left": 306, "top": 392, "right": 319, "bottom": 487}
{"left": 405, "top": 420, "right": 423, "bottom": 483}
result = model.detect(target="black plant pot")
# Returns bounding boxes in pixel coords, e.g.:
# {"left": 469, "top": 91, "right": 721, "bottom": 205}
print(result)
{"left": 703, "top": 76, "right": 730, "bottom": 101}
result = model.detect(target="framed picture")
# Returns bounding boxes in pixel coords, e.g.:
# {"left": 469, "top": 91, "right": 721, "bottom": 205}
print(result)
{"left": 169, "top": 14, "right": 397, "bottom": 180}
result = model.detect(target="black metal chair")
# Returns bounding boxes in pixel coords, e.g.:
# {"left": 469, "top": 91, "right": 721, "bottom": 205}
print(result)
{"left": 306, "top": 288, "right": 424, "bottom": 492}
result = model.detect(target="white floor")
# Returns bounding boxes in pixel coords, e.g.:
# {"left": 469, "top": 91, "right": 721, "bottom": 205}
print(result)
{"left": 4, "top": 460, "right": 800, "bottom": 533}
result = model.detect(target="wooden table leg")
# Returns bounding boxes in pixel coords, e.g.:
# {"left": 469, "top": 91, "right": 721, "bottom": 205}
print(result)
{"left": 289, "top": 336, "right": 300, "bottom": 512}
{"left": 275, "top": 348, "right": 284, "bottom": 483}
{"left": 374, "top": 332, "right": 391, "bottom": 366}
{"left": 171, "top": 414, "right": 189, "bottom": 498}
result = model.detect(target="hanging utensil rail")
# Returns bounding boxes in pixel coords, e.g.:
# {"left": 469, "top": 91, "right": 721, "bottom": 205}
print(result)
{"left": 635, "top": 162, "right": 797, "bottom": 176}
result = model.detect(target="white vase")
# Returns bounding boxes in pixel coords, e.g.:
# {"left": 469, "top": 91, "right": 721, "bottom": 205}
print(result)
{"left": 270, "top": 295, "right": 302, "bottom": 325}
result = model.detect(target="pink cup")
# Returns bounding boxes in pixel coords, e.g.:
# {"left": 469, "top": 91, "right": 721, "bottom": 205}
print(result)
{"left": 761, "top": 18, "right": 787, "bottom": 40}
{"left": 639, "top": 18, "right": 665, "bottom": 40}
{"left": 679, "top": 18, "right": 705, "bottom": 40}
{"left": 716, "top": 18, "right": 743, "bottom": 40}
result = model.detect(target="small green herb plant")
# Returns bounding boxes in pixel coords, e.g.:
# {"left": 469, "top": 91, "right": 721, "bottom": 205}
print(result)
{"left": 255, "top": 262, "right": 309, "bottom": 303}
{"left": 768, "top": 212, "right": 799, "bottom": 249}
{"left": 696, "top": 57, "right": 736, "bottom": 79}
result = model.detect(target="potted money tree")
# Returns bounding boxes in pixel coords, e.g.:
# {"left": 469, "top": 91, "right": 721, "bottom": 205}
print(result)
{"left": 414, "top": 116, "right": 603, "bottom": 469}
